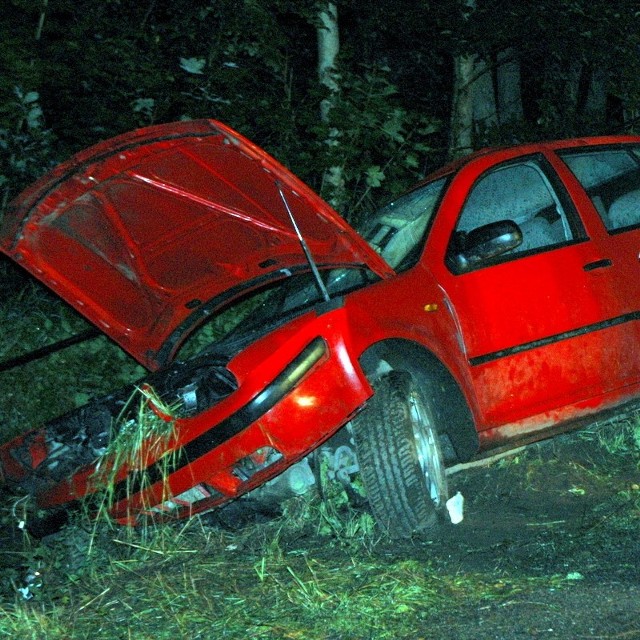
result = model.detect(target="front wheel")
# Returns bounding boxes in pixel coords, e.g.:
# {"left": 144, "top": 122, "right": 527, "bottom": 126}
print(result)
{"left": 351, "top": 370, "right": 448, "bottom": 537}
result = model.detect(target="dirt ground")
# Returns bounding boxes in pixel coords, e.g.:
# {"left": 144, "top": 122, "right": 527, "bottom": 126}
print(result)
{"left": 211, "top": 428, "right": 639, "bottom": 639}
{"left": 391, "top": 432, "right": 640, "bottom": 639}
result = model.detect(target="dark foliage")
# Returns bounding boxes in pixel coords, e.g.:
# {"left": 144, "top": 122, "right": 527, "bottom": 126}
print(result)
{"left": 1, "top": 0, "right": 640, "bottom": 219}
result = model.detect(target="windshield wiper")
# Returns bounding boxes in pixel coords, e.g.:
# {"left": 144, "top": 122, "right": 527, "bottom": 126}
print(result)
{"left": 277, "top": 183, "right": 330, "bottom": 303}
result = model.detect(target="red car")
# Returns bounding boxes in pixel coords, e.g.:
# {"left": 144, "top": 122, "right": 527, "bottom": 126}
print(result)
{"left": 2, "top": 120, "right": 640, "bottom": 537}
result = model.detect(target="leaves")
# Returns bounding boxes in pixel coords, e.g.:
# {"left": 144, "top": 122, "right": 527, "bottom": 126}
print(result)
{"left": 1, "top": 0, "right": 640, "bottom": 223}
{"left": 0, "top": 88, "right": 57, "bottom": 214}
{"left": 179, "top": 57, "right": 206, "bottom": 75}
{"left": 365, "top": 166, "right": 385, "bottom": 188}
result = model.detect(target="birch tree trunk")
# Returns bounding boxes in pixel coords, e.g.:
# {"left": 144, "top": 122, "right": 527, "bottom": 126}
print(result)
{"left": 317, "top": 1, "right": 344, "bottom": 206}
{"left": 449, "top": 53, "right": 475, "bottom": 158}
{"left": 449, "top": 0, "right": 476, "bottom": 158}
{"left": 318, "top": 1, "right": 339, "bottom": 123}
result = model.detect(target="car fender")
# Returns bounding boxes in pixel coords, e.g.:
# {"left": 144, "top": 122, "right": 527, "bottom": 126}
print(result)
{"left": 342, "top": 285, "right": 481, "bottom": 462}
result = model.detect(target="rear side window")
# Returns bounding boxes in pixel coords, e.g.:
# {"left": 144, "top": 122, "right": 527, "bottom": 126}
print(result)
{"left": 559, "top": 146, "right": 640, "bottom": 233}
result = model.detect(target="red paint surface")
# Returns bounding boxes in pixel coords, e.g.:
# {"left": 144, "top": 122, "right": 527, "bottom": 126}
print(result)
{"left": 3, "top": 124, "right": 640, "bottom": 522}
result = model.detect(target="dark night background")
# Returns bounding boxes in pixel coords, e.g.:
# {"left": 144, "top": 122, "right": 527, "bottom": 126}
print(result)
{"left": 2, "top": 0, "right": 640, "bottom": 221}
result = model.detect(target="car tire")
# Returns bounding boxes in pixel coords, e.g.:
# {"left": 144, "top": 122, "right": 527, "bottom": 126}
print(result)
{"left": 351, "top": 370, "right": 448, "bottom": 537}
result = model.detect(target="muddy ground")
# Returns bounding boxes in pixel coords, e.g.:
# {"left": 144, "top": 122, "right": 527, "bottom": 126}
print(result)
{"left": 207, "top": 426, "right": 639, "bottom": 639}
{"left": 385, "top": 432, "right": 640, "bottom": 639}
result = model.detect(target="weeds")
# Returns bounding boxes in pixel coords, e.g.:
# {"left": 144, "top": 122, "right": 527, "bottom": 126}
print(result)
{"left": 0, "top": 88, "right": 59, "bottom": 218}
{"left": 0, "top": 422, "right": 637, "bottom": 639}
{"left": 580, "top": 412, "right": 640, "bottom": 458}
{"left": 0, "top": 606, "right": 70, "bottom": 640}
{"left": 85, "top": 384, "right": 184, "bottom": 541}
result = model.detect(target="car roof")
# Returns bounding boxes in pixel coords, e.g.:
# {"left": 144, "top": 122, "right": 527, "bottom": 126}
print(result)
{"left": 425, "top": 135, "right": 640, "bottom": 182}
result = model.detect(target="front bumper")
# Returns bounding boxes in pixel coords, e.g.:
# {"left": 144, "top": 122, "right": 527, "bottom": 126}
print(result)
{"left": 0, "top": 312, "right": 372, "bottom": 526}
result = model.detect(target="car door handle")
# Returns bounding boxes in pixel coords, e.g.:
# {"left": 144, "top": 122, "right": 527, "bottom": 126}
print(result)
{"left": 583, "top": 258, "right": 613, "bottom": 271}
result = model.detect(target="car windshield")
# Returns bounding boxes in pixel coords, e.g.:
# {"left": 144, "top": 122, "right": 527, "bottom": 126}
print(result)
{"left": 357, "top": 176, "right": 449, "bottom": 271}
{"left": 178, "top": 266, "right": 379, "bottom": 359}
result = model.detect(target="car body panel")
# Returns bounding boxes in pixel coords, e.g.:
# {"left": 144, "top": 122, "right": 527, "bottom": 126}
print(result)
{"left": 0, "top": 119, "right": 392, "bottom": 369}
{"left": 421, "top": 142, "right": 640, "bottom": 427}
{"left": 0, "top": 304, "right": 373, "bottom": 524}
{"left": 3, "top": 127, "right": 640, "bottom": 532}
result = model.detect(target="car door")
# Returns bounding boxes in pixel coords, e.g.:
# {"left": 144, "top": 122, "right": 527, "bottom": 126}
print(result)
{"left": 429, "top": 152, "right": 640, "bottom": 430}
{"left": 556, "top": 142, "right": 640, "bottom": 323}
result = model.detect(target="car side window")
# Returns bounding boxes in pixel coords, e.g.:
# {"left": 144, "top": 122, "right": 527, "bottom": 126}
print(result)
{"left": 448, "top": 156, "right": 581, "bottom": 273}
{"left": 359, "top": 177, "right": 449, "bottom": 272}
{"left": 559, "top": 146, "right": 640, "bottom": 233}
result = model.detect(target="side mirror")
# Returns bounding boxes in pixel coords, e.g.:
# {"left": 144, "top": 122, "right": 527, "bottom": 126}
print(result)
{"left": 451, "top": 219, "right": 523, "bottom": 273}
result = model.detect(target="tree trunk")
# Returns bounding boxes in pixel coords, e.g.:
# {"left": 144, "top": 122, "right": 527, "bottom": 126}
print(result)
{"left": 449, "top": 0, "right": 476, "bottom": 158}
{"left": 449, "top": 52, "right": 475, "bottom": 158}
{"left": 317, "top": 1, "right": 344, "bottom": 206}
{"left": 585, "top": 68, "right": 607, "bottom": 121}
{"left": 496, "top": 49, "right": 523, "bottom": 124}
{"left": 318, "top": 1, "right": 339, "bottom": 123}
{"left": 472, "top": 57, "right": 497, "bottom": 133}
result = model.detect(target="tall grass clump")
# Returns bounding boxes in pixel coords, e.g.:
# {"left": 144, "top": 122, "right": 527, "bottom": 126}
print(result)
{"left": 89, "top": 384, "right": 182, "bottom": 531}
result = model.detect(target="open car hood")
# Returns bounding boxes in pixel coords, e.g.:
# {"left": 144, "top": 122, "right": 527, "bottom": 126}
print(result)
{"left": 1, "top": 120, "right": 392, "bottom": 369}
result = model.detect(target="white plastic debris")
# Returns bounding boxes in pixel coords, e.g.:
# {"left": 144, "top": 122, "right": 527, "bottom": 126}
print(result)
{"left": 17, "top": 570, "right": 42, "bottom": 600}
{"left": 446, "top": 491, "right": 464, "bottom": 524}
{"left": 17, "top": 586, "right": 32, "bottom": 600}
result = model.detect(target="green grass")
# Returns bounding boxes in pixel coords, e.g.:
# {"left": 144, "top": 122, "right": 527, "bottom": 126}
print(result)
{"left": 1, "top": 456, "right": 637, "bottom": 639}
{"left": 0, "top": 502, "right": 578, "bottom": 640}
{"left": 579, "top": 413, "right": 640, "bottom": 457}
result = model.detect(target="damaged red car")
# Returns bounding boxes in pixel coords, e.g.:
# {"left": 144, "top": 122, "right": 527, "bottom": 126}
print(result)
{"left": 2, "top": 119, "right": 640, "bottom": 537}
